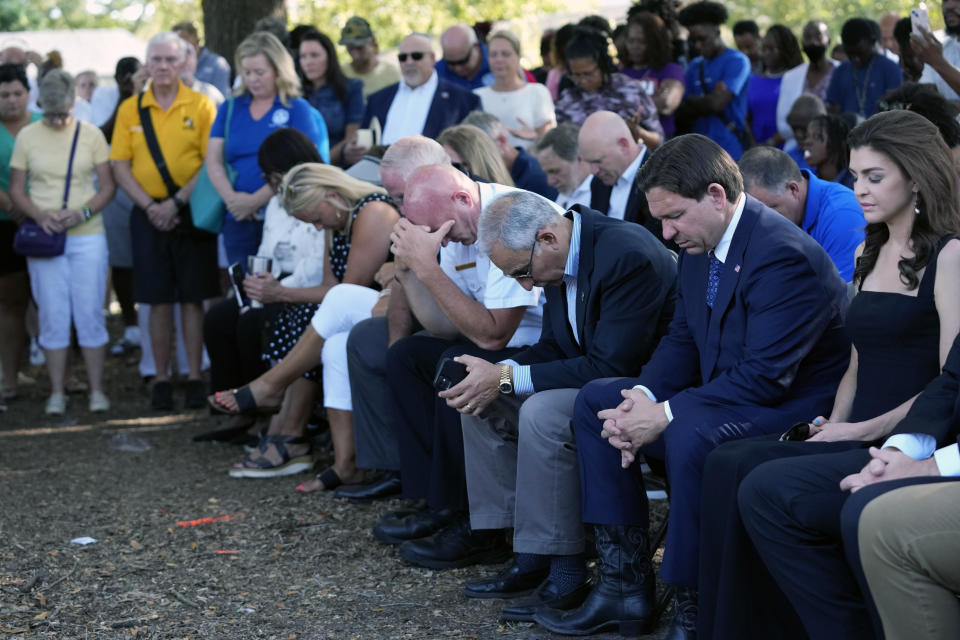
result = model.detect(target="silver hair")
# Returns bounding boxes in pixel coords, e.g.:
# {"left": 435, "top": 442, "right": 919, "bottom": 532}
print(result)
{"left": 37, "top": 69, "right": 75, "bottom": 111}
{"left": 461, "top": 110, "right": 507, "bottom": 141}
{"left": 478, "top": 191, "right": 564, "bottom": 255}
{"left": 381, "top": 135, "right": 450, "bottom": 181}
{"left": 147, "top": 31, "right": 189, "bottom": 63}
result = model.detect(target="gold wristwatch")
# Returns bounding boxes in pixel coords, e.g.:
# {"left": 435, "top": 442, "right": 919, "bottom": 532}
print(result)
{"left": 498, "top": 364, "right": 513, "bottom": 394}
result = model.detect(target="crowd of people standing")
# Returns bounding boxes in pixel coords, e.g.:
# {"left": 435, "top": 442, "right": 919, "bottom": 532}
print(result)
{"left": 3, "top": 2, "right": 960, "bottom": 638}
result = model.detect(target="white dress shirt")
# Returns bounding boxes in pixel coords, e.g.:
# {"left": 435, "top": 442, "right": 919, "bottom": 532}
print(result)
{"left": 635, "top": 193, "right": 747, "bottom": 422}
{"left": 556, "top": 175, "right": 593, "bottom": 210}
{"left": 607, "top": 147, "right": 646, "bottom": 220}
{"left": 882, "top": 433, "right": 960, "bottom": 476}
{"left": 381, "top": 71, "right": 439, "bottom": 145}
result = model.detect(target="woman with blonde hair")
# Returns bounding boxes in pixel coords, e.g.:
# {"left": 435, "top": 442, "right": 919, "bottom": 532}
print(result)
{"left": 474, "top": 29, "right": 556, "bottom": 150}
{"left": 206, "top": 31, "right": 325, "bottom": 267}
{"left": 209, "top": 162, "right": 400, "bottom": 491}
{"left": 438, "top": 124, "right": 513, "bottom": 185}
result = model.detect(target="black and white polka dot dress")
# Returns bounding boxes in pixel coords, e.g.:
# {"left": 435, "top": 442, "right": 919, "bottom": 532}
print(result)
{"left": 262, "top": 192, "right": 395, "bottom": 379}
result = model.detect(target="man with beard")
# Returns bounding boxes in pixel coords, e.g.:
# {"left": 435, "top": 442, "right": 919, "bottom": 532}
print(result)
{"left": 910, "top": 0, "right": 960, "bottom": 101}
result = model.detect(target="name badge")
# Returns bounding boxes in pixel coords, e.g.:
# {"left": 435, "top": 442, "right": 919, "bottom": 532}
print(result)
{"left": 455, "top": 262, "right": 476, "bottom": 271}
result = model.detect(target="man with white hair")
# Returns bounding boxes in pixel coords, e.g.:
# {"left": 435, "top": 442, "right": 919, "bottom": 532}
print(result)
{"left": 450, "top": 191, "right": 677, "bottom": 621}
{"left": 110, "top": 31, "right": 218, "bottom": 411}
{"left": 344, "top": 33, "right": 479, "bottom": 165}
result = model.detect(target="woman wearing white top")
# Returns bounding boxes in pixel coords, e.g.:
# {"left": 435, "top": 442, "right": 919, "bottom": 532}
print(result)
{"left": 474, "top": 30, "right": 556, "bottom": 150}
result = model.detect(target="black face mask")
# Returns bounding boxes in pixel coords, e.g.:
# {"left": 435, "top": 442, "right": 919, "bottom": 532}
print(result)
{"left": 803, "top": 44, "right": 827, "bottom": 62}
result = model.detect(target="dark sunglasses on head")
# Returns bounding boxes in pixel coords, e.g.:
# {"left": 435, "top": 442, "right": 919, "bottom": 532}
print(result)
{"left": 398, "top": 51, "right": 427, "bottom": 63}
{"left": 444, "top": 43, "right": 476, "bottom": 67}
{"left": 779, "top": 422, "right": 812, "bottom": 442}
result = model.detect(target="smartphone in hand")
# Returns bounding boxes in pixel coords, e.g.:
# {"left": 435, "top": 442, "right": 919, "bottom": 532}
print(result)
{"left": 433, "top": 357, "right": 468, "bottom": 391}
{"left": 912, "top": 3, "right": 931, "bottom": 36}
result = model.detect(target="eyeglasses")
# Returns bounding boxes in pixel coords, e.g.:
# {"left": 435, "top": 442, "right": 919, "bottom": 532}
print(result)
{"left": 569, "top": 66, "right": 601, "bottom": 81}
{"left": 43, "top": 111, "right": 70, "bottom": 122}
{"left": 509, "top": 240, "right": 539, "bottom": 280}
{"left": 443, "top": 44, "right": 477, "bottom": 67}
{"left": 397, "top": 51, "right": 427, "bottom": 63}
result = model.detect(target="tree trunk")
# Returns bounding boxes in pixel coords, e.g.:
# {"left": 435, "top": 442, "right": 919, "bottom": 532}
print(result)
{"left": 201, "top": 0, "right": 286, "bottom": 67}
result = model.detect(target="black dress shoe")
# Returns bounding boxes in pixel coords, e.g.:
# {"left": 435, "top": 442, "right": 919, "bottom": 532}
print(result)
{"left": 500, "top": 577, "right": 592, "bottom": 622}
{"left": 335, "top": 470, "right": 401, "bottom": 502}
{"left": 372, "top": 507, "right": 456, "bottom": 545}
{"left": 463, "top": 560, "right": 549, "bottom": 599}
{"left": 398, "top": 515, "right": 511, "bottom": 570}
{"left": 664, "top": 587, "right": 697, "bottom": 640}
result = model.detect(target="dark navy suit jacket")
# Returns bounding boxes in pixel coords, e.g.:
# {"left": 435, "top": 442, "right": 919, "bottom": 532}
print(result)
{"left": 636, "top": 195, "right": 850, "bottom": 423}
{"left": 891, "top": 332, "right": 960, "bottom": 448}
{"left": 512, "top": 207, "right": 677, "bottom": 390}
{"left": 362, "top": 78, "right": 480, "bottom": 140}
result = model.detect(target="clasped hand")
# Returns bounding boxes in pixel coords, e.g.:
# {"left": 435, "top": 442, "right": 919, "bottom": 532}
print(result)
{"left": 147, "top": 199, "right": 180, "bottom": 232}
{"left": 389, "top": 218, "right": 454, "bottom": 273}
{"left": 806, "top": 416, "right": 881, "bottom": 442}
{"left": 839, "top": 446, "right": 940, "bottom": 493}
{"left": 37, "top": 209, "right": 81, "bottom": 234}
{"left": 597, "top": 388, "right": 669, "bottom": 469}
{"left": 438, "top": 355, "right": 500, "bottom": 417}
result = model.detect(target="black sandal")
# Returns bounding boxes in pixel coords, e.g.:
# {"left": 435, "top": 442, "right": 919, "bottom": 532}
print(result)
{"left": 207, "top": 385, "right": 281, "bottom": 416}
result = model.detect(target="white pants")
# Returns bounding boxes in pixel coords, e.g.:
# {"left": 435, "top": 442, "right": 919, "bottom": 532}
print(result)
{"left": 311, "top": 283, "right": 379, "bottom": 411}
{"left": 27, "top": 233, "right": 108, "bottom": 350}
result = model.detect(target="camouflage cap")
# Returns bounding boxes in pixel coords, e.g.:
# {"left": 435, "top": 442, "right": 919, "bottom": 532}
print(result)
{"left": 340, "top": 17, "right": 374, "bottom": 46}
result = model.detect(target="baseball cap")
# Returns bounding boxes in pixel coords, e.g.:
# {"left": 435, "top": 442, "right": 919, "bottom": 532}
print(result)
{"left": 340, "top": 17, "right": 374, "bottom": 46}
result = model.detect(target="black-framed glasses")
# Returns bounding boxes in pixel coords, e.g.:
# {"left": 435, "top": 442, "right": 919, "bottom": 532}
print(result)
{"left": 569, "top": 65, "right": 601, "bottom": 81}
{"left": 398, "top": 51, "right": 427, "bottom": 63}
{"left": 509, "top": 240, "right": 539, "bottom": 280}
{"left": 444, "top": 43, "right": 477, "bottom": 67}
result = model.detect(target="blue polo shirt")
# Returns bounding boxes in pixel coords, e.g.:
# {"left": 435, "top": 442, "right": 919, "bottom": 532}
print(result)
{"left": 435, "top": 43, "right": 495, "bottom": 90}
{"left": 210, "top": 93, "right": 322, "bottom": 194}
{"left": 802, "top": 169, "right": 865, "bottom": 281}
{"left": 825, "top": 55, "right": 902, "bottom": 118}
{"left": 685, "top": 47, "right": 751, "bottom": 160}
{"left": 511, "top": 147, "right": 558, "bottom": 200}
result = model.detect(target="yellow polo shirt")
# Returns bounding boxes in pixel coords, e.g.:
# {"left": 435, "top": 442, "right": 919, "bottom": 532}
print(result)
{"left": 110, "top": 80, "right": 216, "bottom": 199}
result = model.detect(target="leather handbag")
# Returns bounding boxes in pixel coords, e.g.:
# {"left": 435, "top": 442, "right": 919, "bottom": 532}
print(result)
{"left": 189, "top": 98, "right": 235, "bottom": 234}
{"left": 13, "top": 122, "right": 82, "bottom": 258}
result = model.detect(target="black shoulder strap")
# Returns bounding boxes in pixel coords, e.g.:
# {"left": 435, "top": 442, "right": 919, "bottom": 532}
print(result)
{"left": 137, "top": 92, "right": 179, "bottom": 198}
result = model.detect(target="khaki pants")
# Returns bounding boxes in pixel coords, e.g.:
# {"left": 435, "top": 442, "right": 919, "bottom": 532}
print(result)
{"left": 859, "top": 480, "right": 960, "bottom": 640}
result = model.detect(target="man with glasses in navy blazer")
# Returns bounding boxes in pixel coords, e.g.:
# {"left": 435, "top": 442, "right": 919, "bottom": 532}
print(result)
{"left": 537, "top": 134, "right": 850, "bottom": 639}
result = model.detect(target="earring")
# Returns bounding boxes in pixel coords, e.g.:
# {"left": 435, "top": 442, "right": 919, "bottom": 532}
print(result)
{"left": 914, "top": 195, "right": 921, "bottom": 215}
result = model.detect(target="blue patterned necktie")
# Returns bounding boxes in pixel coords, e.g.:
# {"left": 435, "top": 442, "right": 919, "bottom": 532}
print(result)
{"left": 706, "top": 253, "right": 722, "bottom": 308}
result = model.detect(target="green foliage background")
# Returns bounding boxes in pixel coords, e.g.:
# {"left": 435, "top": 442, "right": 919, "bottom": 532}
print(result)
{"left": 0, "top": 0, "right": 945, "bottom": 52}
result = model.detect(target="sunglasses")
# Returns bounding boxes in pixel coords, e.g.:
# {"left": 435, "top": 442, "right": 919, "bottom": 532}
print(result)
{"left": 779, "top": 422, "right": 812, "bottom": 442}
{"left": 397, "top": 51, "right": 427, "bottom": 63}
{"left": 444, "top": 43, "right": 476, "bottom": 67}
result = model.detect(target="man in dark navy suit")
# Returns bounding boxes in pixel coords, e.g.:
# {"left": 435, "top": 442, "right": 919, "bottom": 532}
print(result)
{"left": 443, "top": 192, "right": 676, "bottom": 622}
{"left": 535, "top": 134, "right": 850, "bottom": 638}
{"left": 359, "top": 33, "right": 479, "bottom": 145}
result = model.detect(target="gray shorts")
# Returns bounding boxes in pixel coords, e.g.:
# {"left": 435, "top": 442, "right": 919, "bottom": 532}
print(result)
{"left": 101, "top": 188, "right": 135, "bottom": 268}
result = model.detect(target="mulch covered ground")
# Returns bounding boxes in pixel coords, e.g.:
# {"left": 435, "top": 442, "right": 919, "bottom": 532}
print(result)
{"left": 0, "top": 317, "right": 671, "bottom": 639}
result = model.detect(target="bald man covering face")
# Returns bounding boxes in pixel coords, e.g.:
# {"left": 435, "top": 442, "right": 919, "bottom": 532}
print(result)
{"left": 371, "top": 165, "right": 554, "bottom": 570}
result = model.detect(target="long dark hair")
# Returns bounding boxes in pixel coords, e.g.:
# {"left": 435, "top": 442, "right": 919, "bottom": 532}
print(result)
{"left": 628, "top": 12, "right": 672, "bottom": 69}
{"left": 298, "top": 28, "right": 349, "bottom": 106}
{"left": 809, "top": 114, "right": 851, "bottom": 172}
{"left": 765, "top": 24, "right": 803, "bottom": 71}
{"left": 850, "top": 110, "right": 960, "bottom": 289}
{"left": 564, "top": 27, "right": 618, "bottom": 86}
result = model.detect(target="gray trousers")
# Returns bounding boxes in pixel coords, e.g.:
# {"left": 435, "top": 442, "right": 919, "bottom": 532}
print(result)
{"left": 462, "top": 388, "right": 584, "bottom": 555}
{"left": 347, "top": 316, "right": 400, "bottom": 471}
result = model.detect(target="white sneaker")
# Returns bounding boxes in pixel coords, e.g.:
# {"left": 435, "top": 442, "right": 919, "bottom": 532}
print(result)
{"left": 89, "top": 391, "right": 110, "bottom": 412}
{"left": 29, "top": 338, "right": 45, "bottom": 366}
{"left": 45, "top": 392, "right": 67, "bottom": 415}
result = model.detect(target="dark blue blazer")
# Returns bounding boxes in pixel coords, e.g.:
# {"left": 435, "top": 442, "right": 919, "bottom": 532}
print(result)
{"left": 361, "top": 78, "right": 481, "bottom": 140}
{"left": 636, "top": 195, "right": 850, "bottom": 421}
{"left": 512, "top": 207, "right": 677, "bottom": 390}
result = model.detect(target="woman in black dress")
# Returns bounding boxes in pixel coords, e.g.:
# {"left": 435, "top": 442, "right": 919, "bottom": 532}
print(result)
{"left": 696, "top": 109, "right": 960, "bottom": 640}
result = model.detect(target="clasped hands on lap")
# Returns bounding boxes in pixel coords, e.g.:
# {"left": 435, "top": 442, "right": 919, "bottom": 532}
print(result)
{"left": 598, "top": 389, "right": 670, "bottom": 468}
